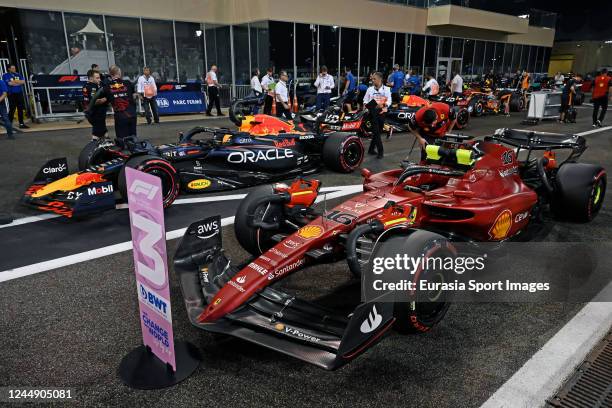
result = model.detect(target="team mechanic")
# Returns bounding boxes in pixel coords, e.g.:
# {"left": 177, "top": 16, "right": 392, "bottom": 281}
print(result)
{"left": 408, "top": 101, "right": 457, "bottom": 160}
{"left": 363, "top": 71, "right": 392, "bottom": 159}
{"left": 89, "top": 65, "right": 139, "bottom": 147}
{"left": 82, "top": 69, "right": 109, "bottom": 141}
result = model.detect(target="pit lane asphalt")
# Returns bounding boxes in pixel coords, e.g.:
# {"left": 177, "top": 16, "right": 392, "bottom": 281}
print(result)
{"left": 0, "top": 109, "right": 610, "bottom": 407}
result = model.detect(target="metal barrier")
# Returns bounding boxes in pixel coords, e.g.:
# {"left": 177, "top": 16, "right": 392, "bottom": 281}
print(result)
{"left": 32, "top": 85, "right": 85, "bottom": 121}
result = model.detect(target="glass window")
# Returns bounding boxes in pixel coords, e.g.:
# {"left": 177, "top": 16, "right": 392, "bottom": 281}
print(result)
{"left": 360, "top": 30, "right": 377, "bottom": 78}
{"left": 105, "top": 16, "right": 144, "bottom": 80}
{"left": 295, "top": 23, "right": 315, "bottom": 81}
{"left": 473, "top": 40, "right": 485, "bottom": 77}
{"left": 526, "top": 46, "right": 535, "bottom": 73}
{"left": 175, "top": 21, "right": 205, "bottom": 82}
{"left": 462, "top": 39, "right": 475, "bottom": 78}
{"left": 519, "top": 45, "right": 528, "bottom": 73}
{"left": 410, "top": 34, "right": 424, "bottom": 75}
{"left": 503, "top": 43, "right": 513, "bottom": 76}
{"left": 319, "top": 25, "right": 339, "bottom": 91}
{"left": 268, "top": 21, "right": 294, "bottom": 80}
{"left": 250, "top": 21, "right": 269, "bottom": 74}
{"left": 438, "top": 37, "right": 451, "bottom": 58}
{"left": 451, "top": 38, "right": 463, "bottom": 59}
{"left": 64, "top": 13, "right": 108, "bottom": 74}
{"left": 340, "top": 27, "right": 358, "bottom": 80}
{"left": 541, "top": 47, "right": 551, "bottom": 75}
{"left": 205, "top": 24, "right": 233, "bottom": 84}
{"left": 232, "top": 24, "right": 250, "bottom": 85}
{"left": 19, "top": 10, "right": 68, "bottom": 75}
{"left": 395, "top": 33, "right": 406, "bottom": 70}
{"left": 483, "top": 41, "right": 494, "bottom": 76}
{"left": 424, "top": 36, "right": 437, "bottom": 77}
{"left": 378, "top": 31, "right": 394, "bottom": 76}
{"left": 511, "top": 44, "right": 522, "bottom": 73}
{"left": 141, "top": 19, "right": 176, "bottom": 82}
{"left": 493, "top": 42, "right": 504, "bottom": 74}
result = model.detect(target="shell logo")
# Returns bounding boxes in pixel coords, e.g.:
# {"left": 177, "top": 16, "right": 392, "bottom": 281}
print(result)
{"left": 489, "top": 209, "right": 512, "bottom": 240}
{"left": 297, "top": 225, "right": 323, "bottom": 239}
{"left": 187, "top": 179, "right": 211, "bottom": 190}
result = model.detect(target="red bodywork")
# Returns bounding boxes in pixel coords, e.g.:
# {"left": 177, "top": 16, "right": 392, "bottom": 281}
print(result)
{"left": 198, "top": 138, "right": 538, "bottom": 323}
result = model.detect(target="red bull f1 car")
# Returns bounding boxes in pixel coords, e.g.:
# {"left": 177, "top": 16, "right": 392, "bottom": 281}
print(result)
{"left": 174, "top": 128, "right": 605, "bottom": 369}
{"left": 22, "top": 123, "right": 364, "bottom": 218}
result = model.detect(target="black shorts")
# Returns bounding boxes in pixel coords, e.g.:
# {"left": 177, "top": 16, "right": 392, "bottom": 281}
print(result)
{"left": 560, "top": 96, "right": 570, "bottom": 113}
{"left": 87, "top": 113, "right": 108, "bottom": 137}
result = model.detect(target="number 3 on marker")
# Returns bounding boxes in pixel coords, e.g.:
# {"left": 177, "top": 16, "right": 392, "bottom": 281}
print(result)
{"left": 132, "top": 212, "right": 166, "bottom": 287}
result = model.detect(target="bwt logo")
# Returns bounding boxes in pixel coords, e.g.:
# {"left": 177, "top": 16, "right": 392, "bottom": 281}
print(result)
{"left": 140, "top": 284, "right": 168, "bottom": 316}
{"left": 87, "top": 184, "right": 113, "bottom": 196}
{"left": 157, "top": 98, "right": 170, "bottom": 108}
{"left": 129, "top": 180, "right": 159, "bottom": 200}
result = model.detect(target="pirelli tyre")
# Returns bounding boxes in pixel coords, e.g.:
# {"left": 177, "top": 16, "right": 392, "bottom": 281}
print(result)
{"left": 371, "top": 230, "right": 453, "bottom": 334}
{"left": 235, "top": 185, "right": 286, "bottom": 256}
{"left": 552, "top": 163, "right": 606, "bottom": 222}
{"left": 455, "top": 108, "right": 470, "bottom": 129}
{"left": 118, "top": 155, "right": 180, "bottom": 208}
{"left": 322, "top": 133, "right": 364, "bottom": 173}
{"left": 471, "top": 100, "right": 484, "bottom": 117}
{"left": 509, "top": 94, "right": 524, "bottom": 112}
{"left": 78, "top": 140, "right": 115, "bottom": 171}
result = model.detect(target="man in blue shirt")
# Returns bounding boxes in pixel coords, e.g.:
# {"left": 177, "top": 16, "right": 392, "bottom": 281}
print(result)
{"left": 2, "top": 65, "right": 28, "bottom": 129}
{"left": 342, "top": 67, "right": 357, "bottom": 111}
{"left": 0, "top": 78, "right": 14, "bottom": 139}
{"left": 388, "top": 64, "right": 405, "bottom": 104}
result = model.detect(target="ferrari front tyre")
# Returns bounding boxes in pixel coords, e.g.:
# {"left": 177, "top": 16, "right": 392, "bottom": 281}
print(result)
{"left": 552, "top": 163, "right": 606, "bottom": 222}
{"left": 118, "top": 155, "right": 180, "bottom": 208}
{"left": 234, "top": 185, "right": 285, "bottom": 256}
{"left": 372, "top": 230, "right": 453, "bottom": 334}
{"left": 322, "top": 133, "right": 364, "bottom": 173}
{"left": 455, "top": 108, "right": 470, "bottom": 129}
{"left": 472, "top": 101, "right": 484, "bottom": 116}
{"left": 78, "top": 140, "right": 114, "bottom": 171}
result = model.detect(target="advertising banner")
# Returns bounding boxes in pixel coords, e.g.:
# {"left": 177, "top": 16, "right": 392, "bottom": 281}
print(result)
{"left": 125, "top": 167, "right": 176, "bottom": 370}
{"left": 156, "top": 83, "right": 206, "bottom": 115}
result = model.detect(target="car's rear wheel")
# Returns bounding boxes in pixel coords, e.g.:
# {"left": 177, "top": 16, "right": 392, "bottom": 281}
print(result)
{"left": 118, "top": 155, "right": 180, "bottom": 208}
{"left": 552, "top": 163, "right": 606, "bottom": 222}
{"left": 455, "top": 108, "right": 470, "bottom": 129}
{"left": 509, "top": 94, "right": 522, "bottom": 112}
{"left": 322, "top": 133, "right": 364, "bottom": 173}
{"left": 235, "top": 185, "right": 286, "bottom": 256}
{"left": 371, "top": 230, "right": 453, "bottom": 334}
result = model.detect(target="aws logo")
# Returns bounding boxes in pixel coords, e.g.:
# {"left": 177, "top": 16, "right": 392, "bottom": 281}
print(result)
{"left": 187, "top": 179, "right": 211, "bottom": 190}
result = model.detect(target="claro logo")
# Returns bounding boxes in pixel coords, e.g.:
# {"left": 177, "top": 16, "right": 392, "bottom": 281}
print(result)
{"left": 43, "top": 163, "right": 67, "bottom": 174}
{"left": 227, "top": 149, "right": 294, "bottom": 164}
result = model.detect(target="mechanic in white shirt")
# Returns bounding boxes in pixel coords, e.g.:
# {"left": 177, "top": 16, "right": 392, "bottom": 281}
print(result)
{"left": 260, "top": 67, "right": 275, "bottom": 115}
{"left": 205, "top": 64, "right": 223, "bottom": 116}
{"left": 136, "top": 67, "right": 159, "bottom": 124}
{"left": 313, "top": 66, "right": 335, "bottom": 111}
{"left": 450, "top": 73, "right": 463, "bottom": 97}
{"left": 249, "top": 68, "right": 263, "bottom": 114}
{"left": 363, "top": 71, "right": 392, "bottom": 159}
{"left": 422, "top": 73, "right": 440, "bottom": 97}
{"left": 275, "top": 71, "right": 291, "bottom": 120}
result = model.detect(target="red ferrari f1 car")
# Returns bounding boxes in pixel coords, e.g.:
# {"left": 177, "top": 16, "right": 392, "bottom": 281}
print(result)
{"left": 174, "top": 128, "right": 606, "bottom": 369}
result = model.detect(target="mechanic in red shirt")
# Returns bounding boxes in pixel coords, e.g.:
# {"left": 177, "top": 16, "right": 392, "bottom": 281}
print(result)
{"left": 409, "top": 102, "right": 457, "bottom": 160}
{"left": 591, "top": 68, "right": 612, "bottom": 127}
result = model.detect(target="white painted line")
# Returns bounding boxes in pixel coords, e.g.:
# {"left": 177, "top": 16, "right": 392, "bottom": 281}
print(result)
{"left": 0, "top": 185, "right": 362, "bottom": 283}
{"left": 481, "top": 283, "right": 612, "bottom": 408}
{"left": 0, "top": 213, "right": 60, "bottom": 229}
{"left": 576, "top": 125, "right": 612, "bottom": 136}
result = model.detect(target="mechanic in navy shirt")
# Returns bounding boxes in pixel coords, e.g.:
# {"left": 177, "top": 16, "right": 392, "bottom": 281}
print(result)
{"left": 0, "top": 78, "right": 14, "bottom": 139}
{"left": 2, "top": 65, "right": 28, "bottom": 129}
{"left": 82, "top": 69, "right": 108, "bottom": 140}
{"left": 388, "top": 64, "right": 405, "bottom": 104}
{"left": 342, "top": 67, "right": 357, "bottom": 112}
{"left": 89, "top": 65, "right": 138, "bottom": 148}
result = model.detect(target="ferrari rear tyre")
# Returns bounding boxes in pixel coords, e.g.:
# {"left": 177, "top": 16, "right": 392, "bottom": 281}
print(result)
{"left": 472, "top": 101, "right": 484, "bottom": 117}
{"left": 235, "top": 185, "right": 285, "bottom": 256}
{"left": 509, "top": 95, "right": 522, "bottom": 112}
{"left": 552, "top": 163, "right": 606, "bottom": 222}
{"left": 78, "top": 140, "right": 113, "bottom": 171}
{"left": 322, "top": 133, "right": 364, "bottom": 173}
{"left": 118, "top": 155, "right": 180, "bottom": 208}
{"left": 372, "top": 230, "right": 453, "bottom": 334}
{"left": 455, "top": 108, "right": 470, "bottom": 129}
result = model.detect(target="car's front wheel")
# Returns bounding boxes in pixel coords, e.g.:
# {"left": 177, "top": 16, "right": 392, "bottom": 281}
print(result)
{"left": 118, "top": 155, "right": 180, "bottom": 208}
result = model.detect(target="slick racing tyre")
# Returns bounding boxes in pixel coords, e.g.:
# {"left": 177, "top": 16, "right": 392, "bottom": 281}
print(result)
{"left": 78, "top": 140, "right": 115, "bottom": 171}
{"left": 322, "top": 133, "right": 364, "bottom": 173}
{"left": 472, "top": 100, "right": 484, "bottom": 116}
{"left": 372, "top": 230, "right": 453, "bottom": 334}
{"left": 552, "top": 163, "right": 606, "bottom": 222}
{"left": 118, "top": 155, "right": 180, "bottom": 208}
{"left": 455, "top": 108, "right": 470, "bottom": 129}
{"left": 235, "top": 185, "right": 286, "bottom": 256}
{"left": 509, "top": 94, "right": 523, "bottom": 112}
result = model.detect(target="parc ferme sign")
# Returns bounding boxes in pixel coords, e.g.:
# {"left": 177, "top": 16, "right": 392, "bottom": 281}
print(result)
{"left": 125, "top": 167, "right": 176, "bottom": 370}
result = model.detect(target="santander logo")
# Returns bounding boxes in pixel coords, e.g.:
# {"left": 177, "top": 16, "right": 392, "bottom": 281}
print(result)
{"left": 359, "top": 305, "right": 383, "bottom": 334}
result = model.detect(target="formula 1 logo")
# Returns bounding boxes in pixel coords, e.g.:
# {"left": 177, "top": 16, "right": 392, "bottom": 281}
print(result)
{"left": 360, "top": 305, "right": 382, "bottom": 334}
{"left": 129, "top": 180, "right": 159, "bottom": 200}
{"left": 157, "top": 98, "right": 170, "bottom": 108}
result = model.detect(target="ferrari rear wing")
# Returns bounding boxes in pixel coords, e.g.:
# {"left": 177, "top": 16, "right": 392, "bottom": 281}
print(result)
{"left": 489, "top": 128, "right": 586, "bottom": 152}
{"left": 173, "top": 216, "right": 395, "bottom": 370}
